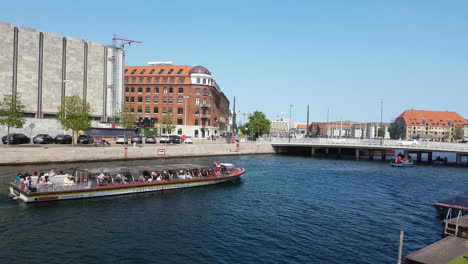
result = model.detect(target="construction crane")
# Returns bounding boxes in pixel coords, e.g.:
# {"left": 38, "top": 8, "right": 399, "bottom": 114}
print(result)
{"left": 110, "top": 34, "right": 141, "bottom": 123}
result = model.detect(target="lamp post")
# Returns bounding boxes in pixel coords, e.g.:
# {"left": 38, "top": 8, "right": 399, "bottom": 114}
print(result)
{"left": 289, "top": 104, "right": 293, "bottom": 142}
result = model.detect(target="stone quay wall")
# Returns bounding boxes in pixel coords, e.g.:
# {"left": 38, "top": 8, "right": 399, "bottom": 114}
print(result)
{"left": 0, "top": 142, "right": 275, "bottom": 165}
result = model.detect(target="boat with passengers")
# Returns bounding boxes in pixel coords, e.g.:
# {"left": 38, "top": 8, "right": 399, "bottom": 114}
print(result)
{"left": 9, "top": 163, "right": 246, "bottom": 203}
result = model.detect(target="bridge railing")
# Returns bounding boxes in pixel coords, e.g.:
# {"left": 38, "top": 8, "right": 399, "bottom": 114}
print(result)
{"left": 269, "top": 137, "right": 468, "bottom": 151}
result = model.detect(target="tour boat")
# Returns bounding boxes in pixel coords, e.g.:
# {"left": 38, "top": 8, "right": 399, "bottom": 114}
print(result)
{"left": 390, "top": 161, "right": 414, "bottom": 167}
{"left": 9, "top": 163, "right": 246, "bottom": 203}
{"left": 434, "top": 193, "right": 468, "bottom": 218}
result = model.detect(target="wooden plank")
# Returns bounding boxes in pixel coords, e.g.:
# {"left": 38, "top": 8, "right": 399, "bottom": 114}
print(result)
{"left": 406, "top": 237, "right": 468, "bottom": 264}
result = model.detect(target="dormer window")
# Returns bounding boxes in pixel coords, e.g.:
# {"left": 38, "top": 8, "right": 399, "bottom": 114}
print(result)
{"left": 149, "top": 69, "right": 155, "bottom": 74}
{"left": 177, "top": 69, "right": 183, "bottom": 74}
{"left": 168, "top": 69, "right": 174, "bottom": 74}
{"left": 140, "top": 69, "right": 146, "bottom": 74}
{"left": 131, "top": 69, "right": 137, "bottom": 74}
{"left": 158, "top": 69, "right": 164, "bottom": 74}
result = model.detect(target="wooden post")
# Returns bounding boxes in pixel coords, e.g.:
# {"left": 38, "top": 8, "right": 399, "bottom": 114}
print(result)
{"left": 381, "top": 149, "right": 386, "bottom": 161}
{"left": 355, "top": 148, "right": 360, "bottom": 161}
{"left": 397, "top": 230, "right": 405, "bottom": 264}
{"left": 310, "top": 147, "right": 315, "bottom": 157}
{"left": 369, "top": 149, "right": 374, "bottom": 160}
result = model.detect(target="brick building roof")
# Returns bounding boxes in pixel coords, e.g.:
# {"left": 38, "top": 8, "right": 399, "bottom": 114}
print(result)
{"left": 125, "top": 65, "right": 194, "bottom": 77}
{"left": 397, "top": 110, "right": 468, "bottom": 128}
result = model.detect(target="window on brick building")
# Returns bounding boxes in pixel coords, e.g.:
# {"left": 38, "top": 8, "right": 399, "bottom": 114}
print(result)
{"left": 169, "top": 97, "right": 173, "bottom": 104}
{"left": 124, "top": 77, "right": 129, "bottom": 83}
{"left": 203, "top": 98, "right": 207, "bottom": 104}
{"left": 125, "top": 87, "right": 129, "bottom": 92}
{"left": 178, "top": 87, "right": 183, "bottom": 94}
{"left": 179, "top": 77, "right": 185, "bottom": 83}
{"left": 195, "top": 119, "right": 199, "bottom": 125}
{"left": 140, "top": 69, "right": 146, "bottom": 74}
{"left": 158, "top": 69, "right": 164, "bottom": 74}
{"left": 131, "top": 69, "right": 137, "bottom": 74}
{"left": 125, "top": 97, "right": 129, "bottom": 102}
{"left": 178, "top": 108, "right": 183, "bottom": 114}
{"left": 138, "top": 87, "right": 142, "bottom": 93}
{"left": 154, "top": 87, "right": 159, "bottom": 93}
{"left": 168, "top": 108, "right": 173, "bottom": 115}
{"left": 138, "top": 97, "right": 142, "bottom": 103}
{"left": 153, "top": 107, "right": 159, "bottom": 114}
{"left": 125, "top": 69, "right": 128, "bottom": 73}
{"left": 203, "top": 78, "right": 207, "bottom": 84}
{"left": 145, "top": 107, "right": 150, "bottom": 114}
{"left": 195, "top": 108, "right": 200, "bottom": 115}
{"left": 149, "top": 69, "right": 155, "bottom": 74}
{"left": 130, "top": 97, "right": 135, "bottom": 103}
{"left": 163, "top": 97, "right": 167, "bottom": 104}
{"left": 177, "top": 119, "right": 183, "bottom": 125}
{"left": 196, "top": 88, "right": 200, "bottom": 94}
{"left": 146, "top": 96, "right": 150, "bottom": 103}
{"left": 131, "top": 77, "right": 136, "bottom": 83}
{"left": 139, "top": 77, "right": 144, "bottom": 83}
{"left": 155, "top": 77, "right": 160, "bottom": 83}
{"left": 130, "top": 107, "right": 134, "bottom": 113}
{"left": 177, "top": 69, "right": 183, "bottom": 74}
{"left": 169, "top": 87, "right": 173, "bottom": 93}
{"left": 162, "top": 77, "right": 167, "bottom": 83}
{"left": 137, "top": 107, "right": 142, "bottom": 113}
{"left": 196, "top": 78, "right": 200, "bottom": 83}
{"left": 178, "top": 97, "right": 183, "bottom": 104}
{"left": 131, "top": 87, "right": 135, "bottom": 92}
{"left": 168, "top": 69, "right": 174, "bottom": 74}
{"left": 163, "top": 107, "right": 167, "bottom": 114}
{"left": 153, "top": 96, "right": 159, "bottom": 103}
{"left": 147, "top": 77, "right": 151, "bottom": 83}
{"left": 146, "top": 87, "right": 151, "bottom": 93}
{"left": 195, "top": 98, "right": 200, "bottom": 105}
{"left": 203, "top": 88, "right": 208, "bottom": 95}
{"left": 163, "top": 88, "right": 167, "bottom": 94}
{"left": 170, "top": 77, "right": 175, "bottom": 83}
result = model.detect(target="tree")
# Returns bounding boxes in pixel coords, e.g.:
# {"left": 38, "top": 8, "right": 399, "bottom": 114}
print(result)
{"left": 388, "top": 119, "right": 405, "bottom": 139}
{"left": 0, "top": 94, "right": 26, "bottom": 144}
{"left": 245, "top": 111, "right": 271, "bottom": 139}
{"left": 453, "top": 127, "right": 464, "bottom": 141}
{"left": 57, "top": 95, "right": 92, "bottom": 145}
{"left": 377, "top": 128, "right": 386, "bottom": 138}
{"left": 161, "top": 117, "right": 175, "bottom": 135}
{"left": 119, "top": 104, "right": 136, "bottom": 136}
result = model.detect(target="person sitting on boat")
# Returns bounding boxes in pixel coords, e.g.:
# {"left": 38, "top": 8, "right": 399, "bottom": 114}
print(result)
{"left": 49, "top": 169, "right": 56, "bottom": 177}
{"left": 214, "top": 161, "right": 222, "bottom": 175}
{"left": 396, "top": 156, "right": 403, "bottom": 163}
{"left": 15, "top": 173, "right": 22, "bottom": 183}
{"left": 115, "top": 173, "right": 122, "bottom": 183}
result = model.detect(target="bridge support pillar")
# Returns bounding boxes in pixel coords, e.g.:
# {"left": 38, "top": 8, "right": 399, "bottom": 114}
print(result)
{"left": 310, "top": 147, "right": 315, "bottom": 156}
{"left": 417, "top": 152, "right": 422, "bottom": 163}
{"left": 325, "top": 148, "right": 329, "bottom": 157}
{"left": 428, "top": 152, "right": 433, "bottom": 162}
{"left": 381, "top": 150, "right": 386, "bottom": 161}
{"left": 404, "top": 150, "right": 409, "bottom": 159}
{"left": 355, "top": 148, "right": 360, "bottom": 161}
{"left": 456, "top": 153, "right": 462, "bottom": 165}
{"left": 369, "top": 149, "right": 374, "bottom": 160}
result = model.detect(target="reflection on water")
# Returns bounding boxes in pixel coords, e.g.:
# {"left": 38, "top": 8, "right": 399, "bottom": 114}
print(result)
{"left": 0, "top": 154, "right": 467, "bottom": 264}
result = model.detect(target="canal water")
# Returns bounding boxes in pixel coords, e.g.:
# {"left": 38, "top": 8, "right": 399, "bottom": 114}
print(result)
{"left": 0, "top": 154, "right": 467, "bottom": 264}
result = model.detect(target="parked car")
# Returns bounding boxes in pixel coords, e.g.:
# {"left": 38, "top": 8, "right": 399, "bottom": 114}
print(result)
{"left": 145, "top": 136, "right": 157, "bottom": 144}
{"left": 33, "top": 134, "right": 54, "bottom": 144}
{"left": 396, "top": 140, "right": 418, "bottom": 146}
{"left": 116, "top": 136, "right": 129, "bottom": 144}
{"left": 77, "top": 135, "right": 94, "bottom": 144}
{"left": 159, "top": 135, "right": 170, "bottom": 143}
{"left": 54, "top": 134, "right": 72, "bottom": 144}
{"left": 184, "top": 136, "right": 193, "bottom": 144}
{"left": 169, "top": 135, "right": 182, "bottom": 144}
{"left": 131, "top": 135, "right": 142, "bottom": 144}
{"left": 2, "top": 133, "right": 31, "bottom": 144}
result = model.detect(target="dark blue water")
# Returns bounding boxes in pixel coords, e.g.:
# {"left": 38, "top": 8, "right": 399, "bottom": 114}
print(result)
{"left": 0, "top": 155, "right": 467, "bottom": 263}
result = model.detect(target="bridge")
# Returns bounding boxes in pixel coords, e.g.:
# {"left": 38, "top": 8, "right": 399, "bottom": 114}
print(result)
{"left": 269, "top": 138, "right": 468, "bottom": 164}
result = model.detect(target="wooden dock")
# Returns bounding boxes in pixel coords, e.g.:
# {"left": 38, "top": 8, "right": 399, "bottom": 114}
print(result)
{"left": 405, "top": 236, "right": 468, "bottom": 264}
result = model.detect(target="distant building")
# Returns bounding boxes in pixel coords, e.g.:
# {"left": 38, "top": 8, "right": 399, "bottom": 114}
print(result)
{"left": 296, "top": 123, "right": 308, "bottom": 135}
{"left": 392, "top": 110, "right": 468, "bottom": 141}
{"left": 350, "top": 122, "right": 390, "bottom": 139}
{"left": 124, "top": 63, "right": 230, "bottom": 138}
{"left": 465, "top": 124, "right": 468, "bottom": 141}
{"left": 270, "top": 118, "right": 290, "bottom": 137}
{"left": 310, "top": 122, "right": 352, "bottom": 138}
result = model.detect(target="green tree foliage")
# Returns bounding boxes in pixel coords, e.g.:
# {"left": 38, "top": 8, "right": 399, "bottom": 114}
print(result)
{"left": 377, "top": 128, "right": 386, "bottom": 137}
{"left": 453, "top": 127, "right": 464, "bottom": 141}
{"left": 388, "top": 119, "right": 405, "bottom": 139}
{"left": 0, "top": 94, "right": 26, "bottom": 143}
{"left": 120, "top": 104, "right": 136, "bottom": 130}
{"left": 57, "top": 95, "right": 92, "bottom": 144}
{"left": 245, "top": 111, "right": 271, "bottom": 138}
{"left": 161, "top": 117, "right": 175, "bottom": 134}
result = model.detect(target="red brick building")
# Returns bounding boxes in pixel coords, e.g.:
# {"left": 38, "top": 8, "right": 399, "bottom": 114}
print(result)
{"left": 124, "top": 63, "right": 230, "bottom": 138}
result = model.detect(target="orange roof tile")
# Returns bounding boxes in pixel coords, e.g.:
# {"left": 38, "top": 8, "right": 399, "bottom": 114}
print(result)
{"left": 296, "top": 124, "right": 308, "bottom": 129}
{"left": 124, "top": 65, "right": 193, "bottom": 77}
{"left": 398, "top": 110, "right": 468, "bottom": 128}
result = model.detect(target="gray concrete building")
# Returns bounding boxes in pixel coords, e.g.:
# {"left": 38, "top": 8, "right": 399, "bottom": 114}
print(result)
{"left": 0, "top": 22, "right": 124, "bottom": 136}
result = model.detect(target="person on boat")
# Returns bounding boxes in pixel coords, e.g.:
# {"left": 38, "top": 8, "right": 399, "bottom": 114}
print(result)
{"left": 396, "top": 155, "right": 403, "bottom": 163}
{"left": 214, "top": 161, "right": 222, "bottom": 175}
{"left": 115, "top": 173, "right": 122, "bottom": 183}
{"left": 32, "top": 171, "right": 37, "bottom": 177}
{"left": 49, "top": 169, "right": 56, "bottom": 177}
{"left": 15, "top": 173, "right": 22, "bottom": 183}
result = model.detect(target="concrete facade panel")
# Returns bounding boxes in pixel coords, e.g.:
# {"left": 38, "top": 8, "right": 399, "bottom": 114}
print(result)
{"left": 42, "top": 32, "right": 63, "bottom": 114}
{"left": 87, "top": 41, "right": 105, "bottom": 117}
{"left": 65, "top": 37, "right": 84, "bottom": 98}
{"left": 0, "top": 22, "right": 14, "bottom": 97}
{"left": 17, "top": 26, "right": 39, "bottom": 113}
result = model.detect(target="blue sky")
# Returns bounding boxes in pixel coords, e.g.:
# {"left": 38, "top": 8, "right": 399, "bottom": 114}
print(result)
{"left": 2, "top": 0, "right": 468, "bottom": 123}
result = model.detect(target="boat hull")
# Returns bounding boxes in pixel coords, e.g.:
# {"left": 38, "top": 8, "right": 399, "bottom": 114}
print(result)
{"left": 10, "top": 168, "right": 245, "bottom": 203}
{"left": 390, "top": 162, "right": 414, "bottom": 167}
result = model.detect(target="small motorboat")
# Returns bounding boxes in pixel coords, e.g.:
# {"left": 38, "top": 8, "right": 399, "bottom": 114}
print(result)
{"left": 390, "top": 161, "right": 414, "bottom": 167}
{"left": 434, "top": 193, "right": 468, "bottom": 218}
